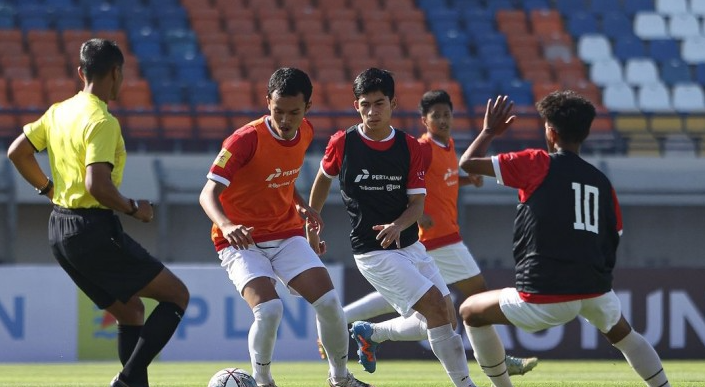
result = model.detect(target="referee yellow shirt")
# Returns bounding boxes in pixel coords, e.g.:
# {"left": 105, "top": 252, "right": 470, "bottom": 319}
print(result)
{"left": 23, "top": 91, "right": 126, "bottom": 209}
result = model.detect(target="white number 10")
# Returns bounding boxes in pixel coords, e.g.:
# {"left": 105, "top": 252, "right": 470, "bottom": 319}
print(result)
{"left": 572, "top": 182, "right": 599, "bottom": 234}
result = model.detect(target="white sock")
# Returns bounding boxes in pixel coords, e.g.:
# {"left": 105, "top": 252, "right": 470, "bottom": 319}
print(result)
{"left": 313, "top": 290, "right": 349, "bottom": 379}
{"left": 428, "top": 324, "right": 477, "bottom": 387}
{"left": 344, "top": 292, "right": 396, "bottom": 323}
{"left": 371, "top": 312, "right": 428, "bottom": 343}
{"left": 249, "top": 299, "right": 283, "bottom": 385}
{"left": 613, "top": 330, "right": 670, "bottom": 387}
{"left": 465, "top": 325, "right": 513, "bottom": 387}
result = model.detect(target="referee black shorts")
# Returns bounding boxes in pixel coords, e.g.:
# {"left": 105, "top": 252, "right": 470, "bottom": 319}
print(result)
{"left": 49, "top": 206, "right": 164, "bottom": 309}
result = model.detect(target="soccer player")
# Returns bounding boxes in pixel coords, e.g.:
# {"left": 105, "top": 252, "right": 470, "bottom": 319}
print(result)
{"left": 6, "top": 38, "right": 190, "bottom": 387}
{"left": 307, "top": 68, "right": 478, "bottom": 387}
{"left": 338, "top": 90, "right": 538, "bottom": 376}
{"left": 458, "top": 91, "right": 671, "bottom": 387}
{"left": 198, "top": 68, "right": 371, "bottom": 387}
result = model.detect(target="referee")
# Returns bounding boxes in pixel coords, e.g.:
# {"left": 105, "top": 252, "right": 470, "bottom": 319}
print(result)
{"left": 6, "top": 39, "right": 189, "bottom": 387}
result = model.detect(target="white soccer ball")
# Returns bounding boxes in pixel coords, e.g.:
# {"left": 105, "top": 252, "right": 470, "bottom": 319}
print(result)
{"left": 207, "top": 368, "right": 257, "bottom": 387}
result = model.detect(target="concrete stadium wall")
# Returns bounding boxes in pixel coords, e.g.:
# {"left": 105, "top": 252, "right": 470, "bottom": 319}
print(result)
{"left": 2, "top": 154, "right": 705, "bottom": 268}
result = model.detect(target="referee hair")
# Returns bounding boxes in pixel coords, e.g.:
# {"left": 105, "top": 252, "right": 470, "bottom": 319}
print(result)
{"left": 268, "top": 67, "right": 313, "bottom": 103}
{"left": 536, "top": 90, "right": 596, "bottom": 144}
{"left": 79, "top": 38, "right": 124, "bottom": 82}
{"left": 353, "top": 67, "right": 395, "bottom": 101}
{"left": 419, "top": 90, "right": 453, "bottom": 115}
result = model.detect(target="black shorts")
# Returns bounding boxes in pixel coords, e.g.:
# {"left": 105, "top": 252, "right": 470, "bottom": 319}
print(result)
{"left": 49, "top": 206, "right": 164, "bottom": 309}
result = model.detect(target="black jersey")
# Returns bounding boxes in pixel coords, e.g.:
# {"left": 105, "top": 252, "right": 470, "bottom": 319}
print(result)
{"left": 498, "top": 150, "right": 621, "bottom": 296}
{"left": 339, "top": 127, "right": 419, "bottom": 254}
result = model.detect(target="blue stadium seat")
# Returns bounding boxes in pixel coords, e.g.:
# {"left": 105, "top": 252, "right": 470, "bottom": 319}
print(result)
{"left": 476, "top": 42, "right": 508, "bottom": 58}
{"left": 566, "top": 11, "right": 599, "bottom": 37}
{"left": 90, "top": 16, "right": 122, "bottom": 31}
{"left": 696, "top": 64, "right": 705, "bottom": 84}
{"left": 0, "top": 6, "right": 13, "bottom": 29}
{"left": 17, "top": 5, "right": 50, "bottom": 30}
{"left": 600, "top": 11, "right": 634, "bottom": 40}
{"left": 44, "top": 0, "right": 75, "bottom": 7}
{"left": 613, "top": 35, "right": 646, "bottom": 61}
{"left": 435, "top": 29, "right": 470, "bottom": 47}
{"left": 522, "top": 0, "right": 551, "bottom": 12}
{"left": 623, "top": 0, "right": 654, "bottom": 15}
{"left": 590, "top": 0, "right": 620, "bottom": 14}
{"left": 438, "top": 44, "right": 472, "bottom": 63}
{"left": 463, "top": 80, "right": 496, "bottom": 107}
{"left": 132, "top": 40, "right": 164, "bottom": 58}
{"left": 647, "top": 39, "right": 681, "bottom": 63}
{"left": 484, "top": 0, "right": 514, "bottom": 15}
{"left": 461, "top": 8, "right": 492, "bottom": 21}
{"left": 554, "top": 0, "right": 588, "bottom": 15}
{"left": 155, "top": 8, "right": 189, "bottom": 32}
{"left": 151, "top": 80, "right": 184, "bottom": 106}
{"left": 187, "top": 81, "right": 220, "bottom": 106}
{"left": 660, "top": 59, "right": 692, "bottom": 85}
{"left": 497, "top": 79, "right": 533, "bottom": 105}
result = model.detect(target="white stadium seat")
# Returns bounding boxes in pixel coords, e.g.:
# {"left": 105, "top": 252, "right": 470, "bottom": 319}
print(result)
{"left": 624, "top": 58, "right": 660, "bottom": 86}
{"left": 637, "top": 82, "right": 673, "bottom": 112}
{"left": 681, "top": 36, "right": 705, "bottom": 63}
{"left": 576, "top": 34, "right": 612, "bottom": 63}
{"left": 656, "top": 0, "right": 688, "bottom": 15}
{"left": 668, "top": 13, "right": 701, "bottom": 38}
{"left": 634, "top": 12, "right": 669, "bottom": 39}
{"left": 603, "top": 82, "right": 639, "bottom": 111}
{"left": 672, "top": 83, "right": 705, "bottom": 112}
{"left": 691, "top": 0, "right": 705, "bottom": 16}
{"left": 589, "top": 58, "right": 624, "bottom": 86}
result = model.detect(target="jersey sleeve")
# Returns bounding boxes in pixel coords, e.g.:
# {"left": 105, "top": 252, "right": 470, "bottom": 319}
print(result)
{"left": 406, "top": 134, "right": 426, "bottom": 195}
{"left": 85, "top": 117, "right": 121, "bottom": 166}
{"left": 207, "top": 128, "right": 257, "bottom": 186}
{"left": 612, "top": 188, "right": 623, "bottom": 236}
{"left": 22, "top": 105, "right": 55, "bottom": 151}
{"left": 320, "top": 130, "right": 346, "bottom": 178}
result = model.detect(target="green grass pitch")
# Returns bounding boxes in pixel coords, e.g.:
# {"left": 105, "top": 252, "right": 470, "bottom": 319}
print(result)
{"left": 0, "top": 360, "right": 703, "bottom": 386}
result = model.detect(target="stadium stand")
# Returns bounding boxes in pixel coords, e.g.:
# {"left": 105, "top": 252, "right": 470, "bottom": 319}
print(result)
{"left": 0, "top": 0, "right": 703, "bottom": 155}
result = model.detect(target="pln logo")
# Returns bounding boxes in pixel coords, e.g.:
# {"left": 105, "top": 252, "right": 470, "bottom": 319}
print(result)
{"left": 355, "top": 169, "right": 370, "bottom": 183}
{"left": 93, "top": 308, "right": 117, "bottom": 339}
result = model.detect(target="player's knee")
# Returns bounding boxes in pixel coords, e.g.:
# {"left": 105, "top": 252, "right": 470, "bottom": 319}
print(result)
{"left": 311, "top": 289, "right": 344, "bottom": 320}
{"left": 253, "top": 298, "right": 284, "bottom": 324}
{"left": 459, "top": 300, "right": 480, "bottom": 326}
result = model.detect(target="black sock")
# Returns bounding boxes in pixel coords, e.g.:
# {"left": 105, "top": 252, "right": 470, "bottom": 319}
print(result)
{"left": 117, "top": 325, "right": 142, "bottom": 366}
{"left": 122, "top": 302, "right": 184, "bottom": 387}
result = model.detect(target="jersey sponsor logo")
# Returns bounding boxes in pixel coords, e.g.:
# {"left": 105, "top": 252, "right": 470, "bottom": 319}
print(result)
{"left": 265, "top": 166, "right": 301, "bottom": 182}
{"left": 214, "top": 148, "right": 232, "bottom": 168}
{"left": 443, "top": 168, "right": 458, "bottom": 186}
{"left": 355, "top": 169, "right": 403, "bottom": 191}
{"left": 354, "top": 169, "right": 369, "bottom": 182}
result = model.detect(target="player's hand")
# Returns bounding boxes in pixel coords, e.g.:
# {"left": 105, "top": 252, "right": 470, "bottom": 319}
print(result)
{"left": 372, "top": 223, "right": 402, "bottom": 249}
{"left": 483, "top": 95, "right": 515, "bottom": 136}
{"left": 468, "top": 174, "right": 484, "bottom": 187}
{"left": 221, "top": 224, "right": 255, "bottom": 250}
{"left": 306, "top": 227, "right": 327, "bottom": 256}
{"left": 298, "top": 204, "right": 324, "bottom": 234}
{"left": 133, "top": 199, "right": 154, "bottom": 223}
{"left": 418, "top": 213, "right": 434, "bottom": 229}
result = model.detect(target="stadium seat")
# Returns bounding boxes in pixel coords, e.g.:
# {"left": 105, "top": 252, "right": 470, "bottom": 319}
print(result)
{"left": 660, "top": 59, "right": 693, "bottom": 85}
{"left": 624, "top": 58, "right": 660, "bottom": 86}
{"left": 656, "top": 0, "right": 688, "bottom": 15}
{"left": 159, "top": 104, "right": 194, "bottom": 141}
{"left": 10, "top": 79, "right": 45, "bottom": 108}
{"left": 672, "top": 83, "right": 705, "bottom": 112}
{"left": 589, "top": 58, "right": 624, "bottom": 86}
{"left": 601, "top": 11, "right": 635, "bottom": 40}
{"left": 691, "top": 0, "right": 705, "bottom": 16}
{"left": 648, "top": 39, "right": 682, "bottom": 63}
{"left": 566, "top": 11, "right": 599, "bottom": 37}
{"left": 623, "top": 0, "right": 655, "bottom": 15}
{"left": 576, "top": 34, "right": 612, "bottom": 63}
{"left": 323, "top": 82, "right": 355, "bottom": 112}
{"left": 636, "top": 82, "right": 673, "bottom": 112}
{"left": 633, "top": 12, "right": 669, "bottom": 39}
{"left": 612, "top": 35, "right": 646, "bottom": 61}
{"left": 681, "top": 36, "right": 705, "bottom": 63}
{"left": 195, "top": 105, "right": 231, "bottom": 142}
{"left": 667, "top": 13, "right": 701, "bottom": 38}
{"left": 395, "top": 80, "right": 426, "bottom": 112}
{"left": 603, "top": 82, "right": 638, "bottom": 111}
{"left": 219, "top": 80, "right": 256, "bottom": 111}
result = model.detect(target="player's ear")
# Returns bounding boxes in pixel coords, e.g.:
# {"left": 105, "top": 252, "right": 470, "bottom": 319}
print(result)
{"left": 390, "top": 97, "right": 397, "bottom": 110}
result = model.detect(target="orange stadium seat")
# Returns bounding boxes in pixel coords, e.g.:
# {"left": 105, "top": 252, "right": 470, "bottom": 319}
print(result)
{"left": 118, "top": 79, "right": 153, "bottom": 110}
{"left": 346, "top": 57, "right": 378, "bottom": 79}
{"left": 313, "top": 59, "right": 347, "bottom": 83}
{"left": 323, "top": 82, "right": 355, "bottom": 111}
{"left": 260, "top": 17, "right": 292, "bottom": 36}
{"left": 406, "top": 43, "right": 437, "bottom": 61}
{"left": 428, "top": 80, "right": 467, "bottom": 112}
{"left": 395, "top": 80, "right": 426, "bottom": 112}
{"left": 195, "top": 105, "right": 231, "bottom": 141}
{"left": 219, "top": 80, "right": 256, "bottom": 111}
{"left": 231, "top": 35, "right": 265, "bottom": 58}
{"left": 159, "top": 105, "right": 194, "bottom": 140}
{"left": 339, "top": 41, "right": 371, "bottom": 60}
{"left": 530, "top": 9, "right": 565, "bottom": 38}
{"left": 281, "top": 0, "right": 315, "bottom": 8}
{"left": 45, "top": 78, "right": 79, "bottom": 103}
{"left": 417, "top": 58, "right": 451, "bottom": 83}
{"left": 303, "top": 34, "right": 337, "bottom": 57}
{"left": 381, "top": 57, "right": 416, "bottom": 81}
{"left": 10, "top": 79, "right": 45, "bottom": 108}
{"left": 293, "top": 16, "right": 325, "bottom": 35}
{"left": 224, "top": 17, "right": 257, "bottom": 35}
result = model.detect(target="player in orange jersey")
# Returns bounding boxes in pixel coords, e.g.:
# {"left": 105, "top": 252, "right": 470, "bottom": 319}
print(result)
{"left": 333, "top": 90, "right": 538, "bottom": 376}
{"left": 199, "top": 68, "right": 372, "bottom": 387}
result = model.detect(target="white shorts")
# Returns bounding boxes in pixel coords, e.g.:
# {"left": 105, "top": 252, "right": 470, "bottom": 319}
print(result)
{"left": 217, "top": 236, "right": 324, "bottom": 297}
{"left": 354, "top": 241, "right": 449, "bottom": 318}
{"left": 427, "top": 241, "right": 481, "bottom": 284}
{"left": 499, "top": 288, "right": 622, "bottom": 333}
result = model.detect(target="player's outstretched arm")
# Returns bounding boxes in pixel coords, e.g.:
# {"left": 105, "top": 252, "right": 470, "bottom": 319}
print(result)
{"left": 460, "top": 95, "right": 515, "bottom": 177}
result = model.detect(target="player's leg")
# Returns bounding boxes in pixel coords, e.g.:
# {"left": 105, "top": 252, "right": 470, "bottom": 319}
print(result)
{"left": 582, "top": 292, "right": 670, "bottom": 387}
{"left": 344, "top": 291, "right": 396, "bottom": 323}
{"left": 279, "top": 237, "right": 371, "bottom": 387}
{"left": 460, "top": 289, "right": 514, "bottom": 387}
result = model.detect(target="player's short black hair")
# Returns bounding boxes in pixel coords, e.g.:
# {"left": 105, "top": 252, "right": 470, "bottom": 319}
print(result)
{"left": 536, "top": 90, "right": 596, "bottom": 144}
{"left": 353, "top": 68, "right": 395, "bottom": 100}
{"left": 267, "top": 67, "right": 313, "bottom": 103}
{"left": 419, "top": 89, "right": 453, "bottom": 115}
{"left": 79, "top": 38, "right": 124, "bottom": 82}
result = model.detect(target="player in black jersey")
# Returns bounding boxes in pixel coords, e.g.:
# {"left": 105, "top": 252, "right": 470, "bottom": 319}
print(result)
{"left": 457, "top": 91, "right": 670, "bottom": 387}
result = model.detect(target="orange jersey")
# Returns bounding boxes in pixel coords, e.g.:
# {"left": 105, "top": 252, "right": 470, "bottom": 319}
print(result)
{"left": 418, "top": 134, "right": 462, "bottom": 250}
{"left": 207, "top": 116, "right": 313, "bottom": 250}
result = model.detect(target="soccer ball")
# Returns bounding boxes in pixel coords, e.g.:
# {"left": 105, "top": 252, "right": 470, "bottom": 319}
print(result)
{"left": 207, "top": 368, "right": 257, "bottom": 387}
